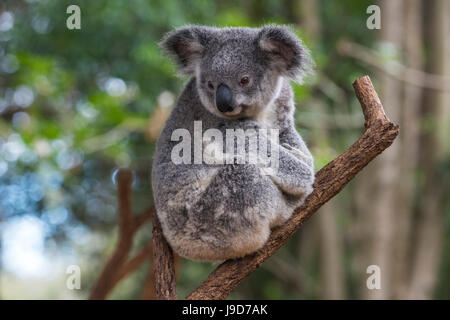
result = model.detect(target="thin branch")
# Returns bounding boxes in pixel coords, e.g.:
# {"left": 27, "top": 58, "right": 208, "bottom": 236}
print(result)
{"left": 141, "top": 259, "right": 157, "bottom": 300}
{"left": 117, "top": 170, "right": 133, "bottom": 233}
{"left": 186, "top": 76, "right": 399, "bottom": 300}
{"left": 152, "top": 211, "right": 177, "bottom": 299}
{"left": 89, "top": 169, "right": 134, "bottom": 299}
{"left": 337, "top": 40, "right": 450, "bottom": 91}
{"left": 133, "top": 206, "right": 154, "bottom": 231}
{"left": 114, "top": 242, "right": 153, "bottom": 288}
{"left": 89, "top": 169, "right": 153, "bottom": 300}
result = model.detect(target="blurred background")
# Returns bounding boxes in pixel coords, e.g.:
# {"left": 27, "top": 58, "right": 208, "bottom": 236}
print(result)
{"left": 0, "top": 0, "right": 449, "bottom": 299}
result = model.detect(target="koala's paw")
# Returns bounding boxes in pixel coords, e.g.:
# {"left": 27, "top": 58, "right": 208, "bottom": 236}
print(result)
{"left": 282, "top": 143, "right": 313, "bottom": 165}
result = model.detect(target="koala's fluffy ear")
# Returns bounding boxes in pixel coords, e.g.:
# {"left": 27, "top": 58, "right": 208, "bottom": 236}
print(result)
{"left": 160, "top": 26, "right": 209, "bottom": 76}
{"left": 258, "top": 25, "right": 313, "bottom": 83}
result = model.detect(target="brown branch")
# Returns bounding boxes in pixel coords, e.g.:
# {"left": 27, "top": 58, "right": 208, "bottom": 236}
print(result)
{"left": 109, "top": 208, "right": 155, "bottom": 291}
{"left": 114, "top": 242, "right": 153, "bottom": 288}
{"left": 89, "top": 169, "right": 153, "bottom": 300}
{"left": 141, "top": 259, "right": 157, "bottom": 300}
{"left": 186, "top": 76, "right": 399, "bottom": 300}
{"left": 152, "top": 212, "right": 177, "bottom": 299}
{"left": 133, "top": 206, "right": 154, "bottom": 230}
{"left": 141, "top": 253, "right": 183, "bottom": 300}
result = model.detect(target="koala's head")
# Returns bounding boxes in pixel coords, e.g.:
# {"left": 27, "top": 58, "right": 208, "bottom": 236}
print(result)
{"left": 160, "top": 25, "right": 312, "bottom": 119}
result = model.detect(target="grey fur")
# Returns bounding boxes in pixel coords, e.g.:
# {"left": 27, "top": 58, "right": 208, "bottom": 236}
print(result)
{"left": 152, "top": 25, "right": 315, "bottom": 262}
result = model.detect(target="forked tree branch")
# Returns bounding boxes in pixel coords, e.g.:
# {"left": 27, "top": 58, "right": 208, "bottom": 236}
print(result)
{"left": 185, "top": 75, "right": 399, "bottom": 300}
{"left": 110, "top": 76, "right": 398, "bottom": 300}
{"left": 115, "top": 242, "right": 153, "bottom": 288}
{"left": 89, "top": 170, "right": 153, "bottom": 300}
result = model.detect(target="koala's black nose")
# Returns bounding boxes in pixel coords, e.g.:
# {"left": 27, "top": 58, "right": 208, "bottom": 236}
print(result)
{"left": 216, "top": 84, "right": 234, "bottom": 113}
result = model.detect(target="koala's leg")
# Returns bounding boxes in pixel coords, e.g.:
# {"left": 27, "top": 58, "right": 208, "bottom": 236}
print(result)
{"left": 154, "top": 159, "right": 276, "bottom": 261}
{"left": 185, "top": 162, "right": 278, "bottom": 260}
{"left": 152, "top": 161, "right": 226, "bottom": 259}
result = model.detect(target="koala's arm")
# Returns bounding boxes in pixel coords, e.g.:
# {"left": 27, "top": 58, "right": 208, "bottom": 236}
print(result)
{"left": 279, "top": 125, "right": 314, "bottom": 167}
{"left": 265, "top": 125, "right": 315, "bottom": 198}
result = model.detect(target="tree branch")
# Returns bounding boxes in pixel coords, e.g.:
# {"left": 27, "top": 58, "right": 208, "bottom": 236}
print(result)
{"left": 141, "top": 258, "right": 157, "bottom": 300}
{"left": 186, "top": 76, "right": 399, "bottom": 300}
{"left": 89, "top": 169, "right": 153, "bottom": 300}
{"left": 114, "top": 242, "right": 153, "bottom": 288}
{"left": 141, "top": 250, "right": 182, "bottom": 300}
{"left": 152, "top": 211, "right": 177, "bottom": 299}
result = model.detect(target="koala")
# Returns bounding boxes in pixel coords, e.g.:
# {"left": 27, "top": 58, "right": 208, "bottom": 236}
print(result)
{"left": 152, "top": 25, "right": 315, "bottom": 262}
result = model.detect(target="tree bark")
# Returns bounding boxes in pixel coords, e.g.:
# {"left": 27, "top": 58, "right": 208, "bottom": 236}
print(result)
{"left": 186, "top": 76, "right": 399, "bottom": 300}
{"left": 152, "top": 212, "right": 177, "bottom": 300}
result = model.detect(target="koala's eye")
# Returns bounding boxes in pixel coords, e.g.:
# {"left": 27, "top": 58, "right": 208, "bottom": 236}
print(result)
{"left": 239, "top": 76, "right": 250, "bottom": 86}
{"left": 207, "top": 81, "right": 214, "bottom": 90}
